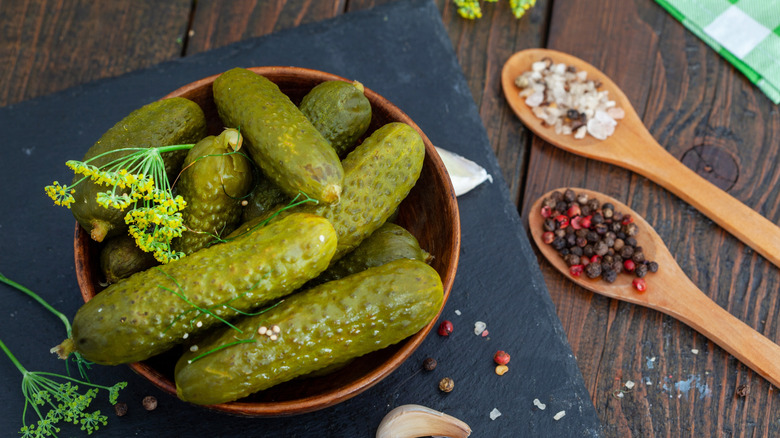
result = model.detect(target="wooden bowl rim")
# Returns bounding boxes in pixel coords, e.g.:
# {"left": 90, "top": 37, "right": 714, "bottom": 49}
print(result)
{"left": 74, "top": 66, "right": 460, "bottom": 416}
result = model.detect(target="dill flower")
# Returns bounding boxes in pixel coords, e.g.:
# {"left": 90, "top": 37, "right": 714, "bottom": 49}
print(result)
{"left": 452, "top": 0, "right": 535, "bottom": 20}
{"left": 45, "top": 144, "right": 194, "bottom": 263}
{"left": 2, "top": 338, "right": 126, "bottom": 437}
{"left": 510, "top": 0, "right": 536, "bottom": 19}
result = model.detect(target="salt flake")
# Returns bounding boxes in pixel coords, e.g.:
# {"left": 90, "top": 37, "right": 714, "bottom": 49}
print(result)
{"left": 489, "top": 408, "right": 502, "bottom": 420}
{"left": 474, "top": 321, "right": 487, "bottom": 336}
{"left": 553, "top": 410, "right": 566, "bottom": 421}
{"left": 533, "top": 398, "right": 546, "bottom": 410}
{"left": 625, "top": 380, "right": 635, "bottom": 390}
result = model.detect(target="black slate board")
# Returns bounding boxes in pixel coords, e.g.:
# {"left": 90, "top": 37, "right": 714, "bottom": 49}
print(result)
{"left": 0, "top": 0, "right": 602, "bottom": 436}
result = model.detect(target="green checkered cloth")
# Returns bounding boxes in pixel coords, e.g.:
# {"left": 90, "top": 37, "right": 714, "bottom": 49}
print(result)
{"left": 656, "top": 0, "right": 780, "bottom": 104}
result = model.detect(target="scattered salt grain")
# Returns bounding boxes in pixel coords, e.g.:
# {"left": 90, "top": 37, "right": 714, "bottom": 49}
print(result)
{"left": 515, "top": 60, "right": 622, "bottom": 141}
{"left": 455, "top": 310, "right": 462, "bottom": 316}
{"left": 182, "top": 333, "right": 189, "bottom": 339}
{"left": 625, "top": 380, "right": 635, "bottom": 390}
{"left": 533, "top": 398, "right": 546, "bottom": 410}
{"left": 489, "top": 408, "right": 502, "bottom": 420}
{"left": 434, "top": 146, "right": 492, "bottom": 196}
{"left": 553, "top": 410, "right": 566, "bottom": 421}
{"left": 474, "top": 321, "right": 487, "bottom": 336}
{"left": 691, "top": 349, "right": 699, "bottom": 355}
{"left": 196, "top": 321, "right": 203, "bottom": 328}
{"left": 189, "top": 345, "right": 198, "bottom": 352}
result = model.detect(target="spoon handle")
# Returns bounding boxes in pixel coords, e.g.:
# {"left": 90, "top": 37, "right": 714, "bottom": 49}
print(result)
{"left": 664, "top": 277, "right": 780, "bottom": 388}
{"left": 618, "top": 136, "right": 780, "bottom": 269}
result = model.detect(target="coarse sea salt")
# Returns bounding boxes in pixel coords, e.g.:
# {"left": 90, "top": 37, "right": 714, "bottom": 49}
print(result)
{"left": 553, "top": 410, "right": 566, "bottom": 421}
{"left": 533, "top": 398, "right": 546, "bottom": 410}
{"left": 489, "top": 408, "right": 502, "bottom": 420}
{"left": 474, "top": 321, "right": 487, "bottom": 336}
{"left": 515, "top": 60, "right": 623, "bottom": 141}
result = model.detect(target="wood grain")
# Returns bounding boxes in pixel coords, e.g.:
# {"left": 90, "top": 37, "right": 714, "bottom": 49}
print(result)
{"left": 521, "top": 0, "right": 780, "bottom": 436}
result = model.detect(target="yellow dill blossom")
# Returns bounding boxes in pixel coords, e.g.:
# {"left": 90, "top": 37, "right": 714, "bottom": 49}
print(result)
{"left": 453, "top": 0, "right": 535, "bottom": 19}
{"left": 44, "top": 182, "right": 76, "bottom": 208}
{"left": 46, "top": 144, "right": 195, "bottom": 264}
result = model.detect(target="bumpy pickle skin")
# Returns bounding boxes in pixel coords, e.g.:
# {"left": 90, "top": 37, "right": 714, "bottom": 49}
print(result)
{"left": 298, "top": 80, "right": 372, "bottom": 158}
{"left": 231, "top": 122, "right": 425, "bottom": 261}
{"left": 71, "top": 97, "right": 207, "bottom": 242}
{"left": 62, "top": 213, "right": 337, "bottom": 365}
{"left": 213, "top": 68, "right": 344, "bottom": 204}
{"left": 174, "top": 258, "right": 443, "bottom": 405}
{"left": 100, "top": 233, "right": 160, "bottom": 284}
{"left": 173, "top": 129, "right": 253, "bottom": 255}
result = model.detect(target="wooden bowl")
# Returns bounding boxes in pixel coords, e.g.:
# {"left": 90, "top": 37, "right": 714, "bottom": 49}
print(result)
{"left": 73, "top": 67, "right": 460, "bottom": 416}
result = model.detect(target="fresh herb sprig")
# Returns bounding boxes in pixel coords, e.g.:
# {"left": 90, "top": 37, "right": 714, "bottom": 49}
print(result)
{"left": 1, "top": 338, "right": 126, "bottom": 438}
{"left": 453, "top": 0, "right": 536, "bottom": 20}
{"left": 0, "top": 273, "right": 91, "bottom": 380}
{"left": 45, "top": 144, "right": 195, "bottom": 264}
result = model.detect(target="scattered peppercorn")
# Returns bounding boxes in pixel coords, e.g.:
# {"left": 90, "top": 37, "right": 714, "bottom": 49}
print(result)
{"left": 439, "top": 377, "right": 455, "bottom": 393}
{"left": 142, "top": 395, "right": 158, "bottom": 411}
{"left": 423, "top": 357, "right": 438, "bottom": 371}
{"left": 539, "top": 189, "right": 659, "bottom": 291}
{"left": 437, "top": 320, "right": 453, "bottom": 336}
{"left": 494, "top": 350, "right": 511, "bottom": 365}
{"left": 632, "top": 278, "right": 647, "bottom": 292}
{"left": 114, "top": 402, "right": 128, "bottom": 417}
{"left": 736, "top": 384, "right": 749, "bottom": 397}
{"left": 495, "top": 365, "right": 509, "bottom": 376}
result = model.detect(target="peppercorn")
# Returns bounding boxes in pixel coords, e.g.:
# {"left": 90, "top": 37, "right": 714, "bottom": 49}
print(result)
{"left": 494, "top": 350, "right": 511, "bottom": 365}
{"left": 495, "top": 365, "right": 509, "bottom": 376}
{"left": 423, "top": 357, "right": 437, "bottom": 371}
{"left": 625, "top": 236, "right": 638, "bottom": 247}
{"left": 114, "top": 402, "right": 128, "bottom": 417}
{"left": 591, "top": 213, "right": 604, "bottom": 225}
{"left": 554, "top": 228, "right": 566, "bottom": 238}
{"left": 594, "top": 240, "right": 609, "bottom": 256}
{"left": 632, "top": 278, "right": 647, "bottom": 292}
{"left": 570, "top": 246, "right": 583, "bottom": 256}
{"left": 551, "top": 237, "right": 567, "bottom": 251}
{"left": 577, "top": 193, "right": 589, "bottom": 205}
{"left": 580, "top": 205, "right": 592, "bottom": 216}
{"left": 559, "top": 247, "right": 570, "bottom": 256}
{"left": 439, "top": 377, "right": 455, "bottom": 393}
{"left": 647, "top": 261, "right": 659, "bottom": 273}
{"left": 543, "top": 218, "right": 556, "bottom": 232}
{"left": 565, "top": 233, "right": 577, "bottom": 247}
{"left": 570, "top": 264, "right": 584, "bottom": 277}
{"left": 587, "top": 198, "right": 600, "bottom": 211}
{"left": 550, "top": 191, "right": 563, "bottom": 202}
{"left": 603, "top": 269, "right": 618, "bottom": 283}
{"left": 613, "top": 238, "right": 625, "bottom": 251}
{"left": 556, "top": 201, "right": 568, "bottom": 213}
{"left": 585, "top": 262, "right": 602, "bottom": 279}
{"left": 602, "top": 203, "right": 614, "bottom": 219}
{"left": 576, "top": 236, "right": 588, "bottom": 248}
{"left": 563, "top": 189, "right": 576, "bottom": 203}
{"left": 635, "top": 263, "right": 648, "bottom": 278}
{"left": 542, "top": 231, "right": 555, "bottom": 244}
{"left": 586, "top": 231, "right": 600, "bottom": 243}
{"left": 567, "top": 109, "right": 580, "bottom": 120}
{"left": 583, "top": 245, "right": 595, "bottom": 258}
{"left": 437, "top": 320, "right": 454, "bottom": 336}
{"left": 620, "top": 245, "right": 634, "bottom": 259}
{"left": 142, "top": 395, "right": 157, "bottom": 411}
{"left": 563, "top": 254, "right": 581, "bottom": 266}
{"left": 632, "top": 251, "right": 645, "bottom": 263}
{"left": 736, "top": 384, "right": 749, "bottom": 397}
{"left": 610, "top": 221, "right": 623, "bottom": 233}
{"left": 623, "top": 222, "right": 639, "bottom": 236}
{"left": 543, "top": 197, "right": 557, "bottom": 209}
{"left": 612, "top": 211, "right": 623, "bottom": 223}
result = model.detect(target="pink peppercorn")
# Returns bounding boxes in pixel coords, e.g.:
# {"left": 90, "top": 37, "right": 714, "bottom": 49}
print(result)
{"left": 438, "top": 320, "right": 454, "bottom": 336}
{"left": 633, "top": 278, "right": 647, "bottom": 292}
{"left": 570, "top": 264, "right": 584, "bottom": 277}
{"left": 624, "top": 259, "right": 636, "bottom": 272}
{"left": 494, "top": 350, "right": 511, "bottom": 365}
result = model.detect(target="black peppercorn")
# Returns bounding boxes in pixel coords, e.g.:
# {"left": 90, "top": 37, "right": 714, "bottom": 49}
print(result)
{"left": 594, "top": 240, "right": 609, "bottom": 256}
{"left": 580, "top": 205, "right": 592, "bottom": 216}
{"left": 577, "top": 193, "right": 589, "bottom": 205}
{"left": 556, "top": 201, "right": 568, "bottom": 213}
{"left": 583, "top": 245, "right": 595, "bottom": 257}
{"left": 564, "top": 254, "right": 581, "bottom": 266}
{"left": 554, "top": 229, "right": 566, "bottom": 238}
{"left": 566, "top": 233, "right": 577, "bottom": 247}
{"left": 115, "top": 402, "right": 128, "bottom": 417}
{"left": 591, "top": 213, "right": 604, "bottom": 225}
{"left": 142, "top": 395, "right": 158, "bottom": 411}
{"left": 543, "top": 197, "right": 557, "bottom": 209}
{"left": 585, "top": 262, "right": 602, "bottom": 278}
{"left": 587, "top": 198, "right": 600, "bottom": 211}
{"left": 567, "top": 109, "right": 580, "bottom": 120}
{"left": 613, "top": 238, "right": 625, "bottom": 251}
{"left": 543, "top": 218, "right": 556, "bottom": 232}
{"left": 632, "top": 251, "right": 645, "bottom": 263}
{"left": 602, "top": 203, "right": 614, "bottom": 219}
{"left": 550, "top": 191, "right": 563, "bottom": 202}
{"left": 423, "top": 357, "right": 437, "bottom": 371}
{"left": 624, "top": 222, "right": 639, "bottom": 236}
{"left": 612, "top": 211, "right": 623, "bottom": 223}
{"left": 552, "top": 238, "right": 567, "bottom": 251}
{"left": 570, "top": 246, "right": 583, "bottom": 256}
{"left": 576, "top": 236, "right": 588, "bottom": 248}
{"left": 603, "top": 269, "right": 618, "bottom": 283}
{"left": 594, "top": 223, "right": 609, "bottom": 235}
{"left": 647, "top": 261, "right": 659, "bottom": 273}
{"left": 625, "top": 236, "right": 638, "bottom": 247}
{"left": 586, "top": 231, "right": 600, "bottom": 243}
{"left": 564, "top": 189, "right": 576, "bottom": 203}
{"left": 635, "top": 263, "right": 648, "bottom": 278}
{"left": 620, "top": 245, "right": 634, "bottom": 259}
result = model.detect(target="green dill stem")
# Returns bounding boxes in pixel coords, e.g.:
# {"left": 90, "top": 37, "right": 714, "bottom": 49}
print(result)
{"left": 0, "top": 273, "right": 72, "bottom": 336}
{"left": 0, "top": 338, "right": 27, "bottom": 375}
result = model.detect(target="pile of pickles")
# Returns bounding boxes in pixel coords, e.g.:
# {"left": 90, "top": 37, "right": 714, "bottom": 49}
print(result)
{"left": 59, "top": 68, "right": 444, "bottom": 405}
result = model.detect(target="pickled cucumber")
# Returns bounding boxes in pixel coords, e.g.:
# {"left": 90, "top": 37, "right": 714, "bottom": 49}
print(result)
{"left": 241, "top": 173, "right": 291, "bottom": 224}
{"left": 174, "top": 258, "right": 443, "bottom": 405}
{"left": 173, "top": 129, "right": 252, "bottom": 255}
{"left": 213, "top": 68, "right": 344, "bottom": 204}
{"left": 299, "top": 80, "right": 372, "bottom": 158}
{"left": 308, "top": 222, "right": 431, "bottom": 287}
{"left": 71, "top": 97, "right": 207, "bottom": 242}
{"left": 56, "top": 213, "right": 337, "bottom": 365}
{"left": 99, "top": 234, "right": 159, "bottom": 284}
{"left": 230, "top": 122, "right": 425, "bottom": 261}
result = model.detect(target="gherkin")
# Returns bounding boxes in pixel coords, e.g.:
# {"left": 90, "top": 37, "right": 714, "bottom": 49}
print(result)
{"left": 299, "top": 80, "right": 372, "bottom": 158}
{"left": 173, "top": 129, "right": 252, "bottom": 255}
{"left": 231, "top": 122, "right": 425, "bottom": 261}
{"left": 99, "top": 233, "right": 159, "bottom": 284}
{"left": 307, "top": 222, "right": 431, "bottom": 287}
{"left": 174, "top": 258, "right": 443, "bottom": 405}
{"left": 213, "top": 68, "right": 344, "bottom": 204}
{"left": 56, "top": 213, "right": 337, "bottom": 365}
{"left": 71, "top": 97, "right": 207, "bottom": 242}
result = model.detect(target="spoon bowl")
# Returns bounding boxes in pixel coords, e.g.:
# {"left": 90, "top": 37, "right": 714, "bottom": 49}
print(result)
{"left": 504, "top": 49, "right": 780, "bottom": 270}
{"left": 529, "top": 188, "right": 780, "bottom": 388}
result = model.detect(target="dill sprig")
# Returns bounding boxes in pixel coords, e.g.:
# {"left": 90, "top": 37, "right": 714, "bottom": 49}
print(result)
{"left": 453, "top": 0, "right": 536, "bottom": 20}
{"left": 0, "top": 273, "right": 92, "bottom": 380}
{"left": 44, "top": 144, "right": 195, "bottom": 264}
{"left": 1, "top": 338, "right": 126, "bottom": 438}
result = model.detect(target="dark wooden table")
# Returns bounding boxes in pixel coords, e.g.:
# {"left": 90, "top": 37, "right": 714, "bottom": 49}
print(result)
{"left": 4, "top": 1, "right": 780, "bottom": 436}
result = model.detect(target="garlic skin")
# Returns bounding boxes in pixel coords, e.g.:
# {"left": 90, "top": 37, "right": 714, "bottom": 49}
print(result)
{"left": 434, "top": 146, "right": 492, "bottom": 196}
{"left": 376, "top": 404, "right": 471, "bottom": 438}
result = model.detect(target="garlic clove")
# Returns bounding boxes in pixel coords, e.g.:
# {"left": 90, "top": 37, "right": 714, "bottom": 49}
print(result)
{"left": 434, "top": 146, "right": 492, "bottom": 197}
{"left": 376, "top": 404, "right": 471, "bottom": 438}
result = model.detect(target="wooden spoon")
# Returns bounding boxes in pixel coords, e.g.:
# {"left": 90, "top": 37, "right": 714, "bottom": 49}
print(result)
{"left": 529, "top": 188, "right": 780, "bottom": 388}
{"left": 502, "top": 48, "right": 780, "bottom": 270}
